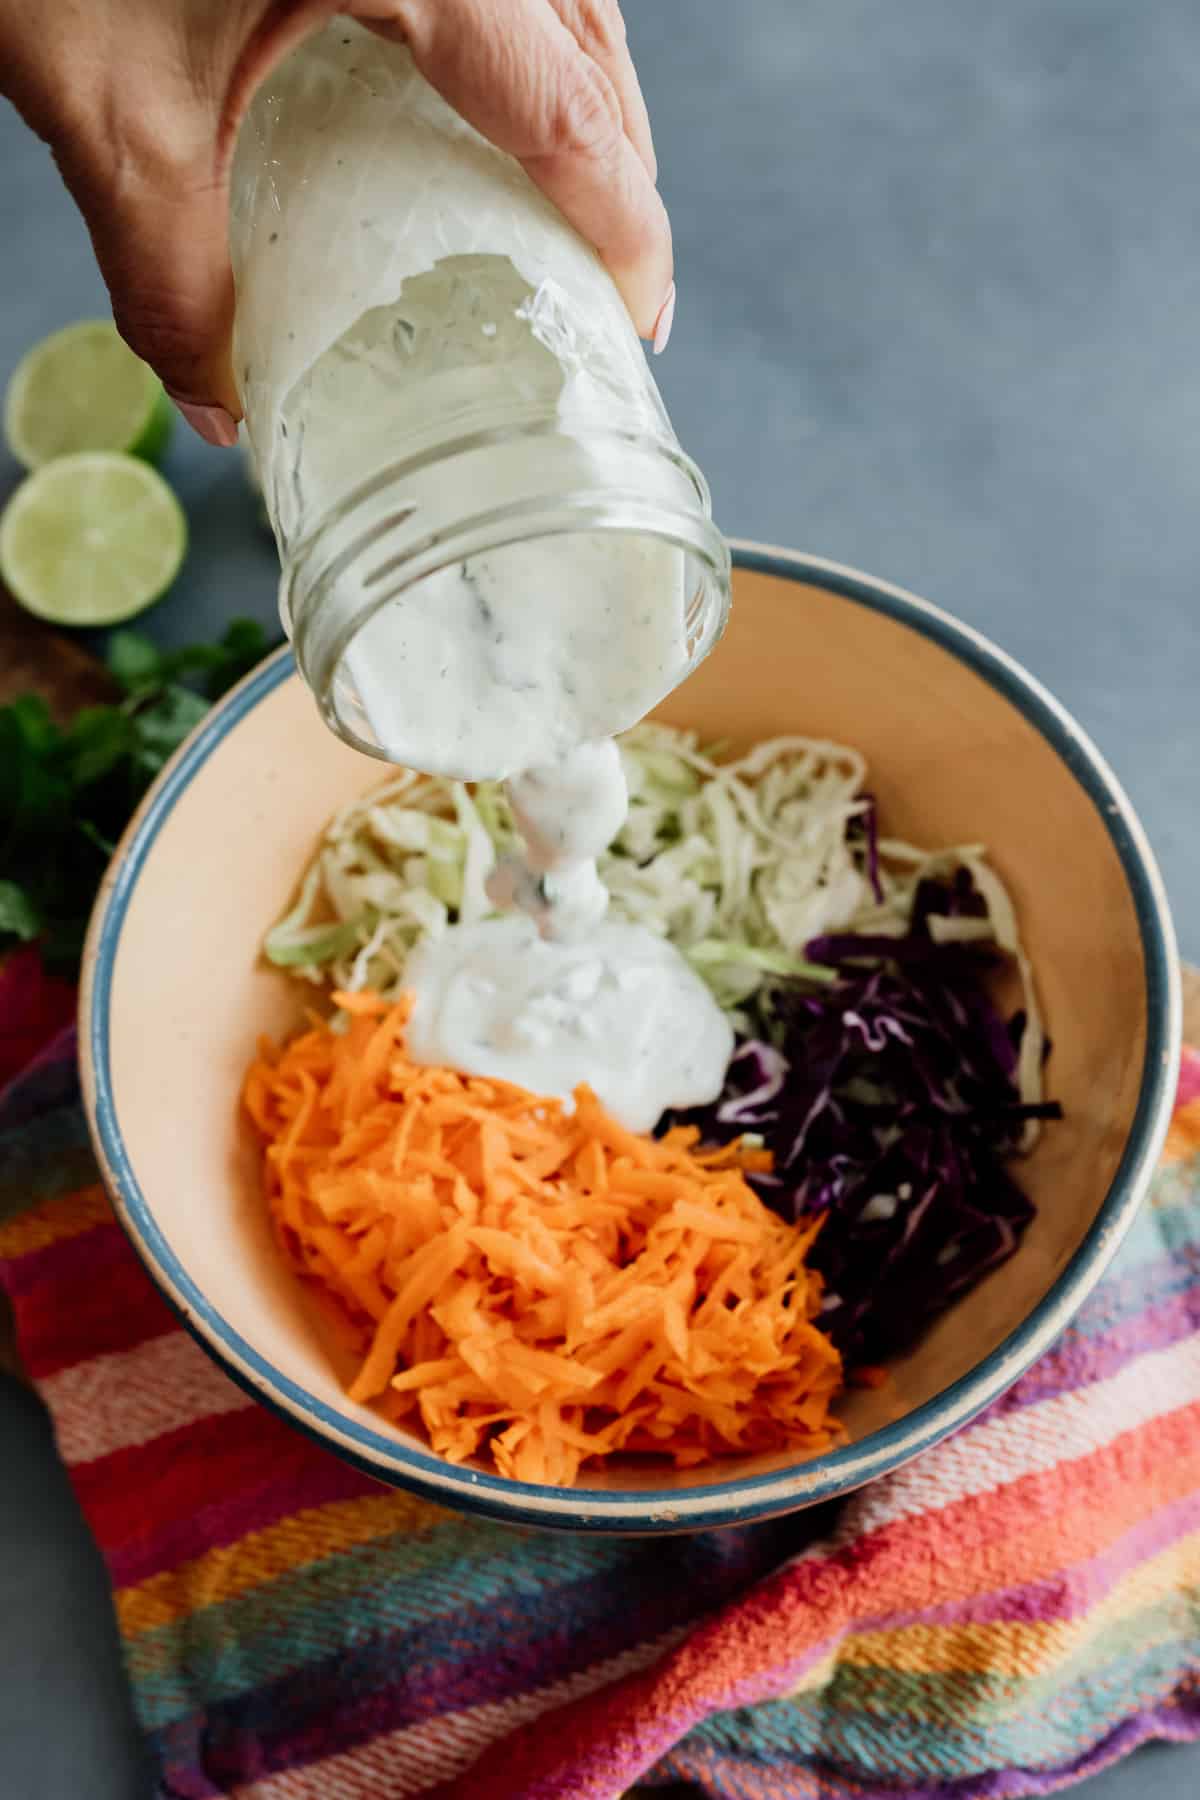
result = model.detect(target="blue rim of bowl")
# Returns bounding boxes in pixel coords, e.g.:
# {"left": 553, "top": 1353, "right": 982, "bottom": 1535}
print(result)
{"left": 80, "top": 543, "right": 1182, "bottom": 1533}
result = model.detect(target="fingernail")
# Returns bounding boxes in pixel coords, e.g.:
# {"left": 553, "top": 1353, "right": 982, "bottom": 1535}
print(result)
{"left": 652, "top": 281, "right": 676, "bottom": 356}
{"left": 169, "top": 396, "right": 239, "bottom": 448}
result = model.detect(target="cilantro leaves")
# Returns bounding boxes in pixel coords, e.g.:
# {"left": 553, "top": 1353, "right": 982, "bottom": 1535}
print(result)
{"left": 0, "top": 619, "right": 273, "bottom": 971}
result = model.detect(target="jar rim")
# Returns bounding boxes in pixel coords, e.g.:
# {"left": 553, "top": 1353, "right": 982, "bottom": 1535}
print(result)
{"left": 280, "top": 420, "right": 731, "bottom": 765}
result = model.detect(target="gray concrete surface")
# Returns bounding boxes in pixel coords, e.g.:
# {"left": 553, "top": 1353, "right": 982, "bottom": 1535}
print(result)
{"left": 1, "top": 2, "right": 1197, "bottom": 1795}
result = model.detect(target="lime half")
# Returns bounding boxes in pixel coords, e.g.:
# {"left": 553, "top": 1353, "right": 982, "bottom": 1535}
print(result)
{"left": 4, "top": 321, "right": 173, "bottom": 470}
{"left": 0, "top": 452, "right": 187, "bottom": 627}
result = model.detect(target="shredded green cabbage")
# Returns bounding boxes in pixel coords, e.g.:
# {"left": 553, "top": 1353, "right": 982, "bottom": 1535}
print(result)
{"left": 263, "top": 726, "right": 1043, "bottom": 1108}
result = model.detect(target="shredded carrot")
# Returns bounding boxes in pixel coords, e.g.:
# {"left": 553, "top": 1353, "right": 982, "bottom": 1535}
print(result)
{"left": 242, "top": 992, "right": 845, "bottom": 1484}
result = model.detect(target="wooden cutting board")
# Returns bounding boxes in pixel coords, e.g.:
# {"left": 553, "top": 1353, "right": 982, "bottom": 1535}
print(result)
{"left": 0, "top": 585, "right": 118, "bottom": 717}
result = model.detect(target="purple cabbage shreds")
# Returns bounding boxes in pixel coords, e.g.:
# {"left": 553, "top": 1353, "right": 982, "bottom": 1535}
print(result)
{"left": 848, "top": 794, "right": 884, "bottom": 904}
{"left": 910, "top": 868, "right": 988, "bottom": 935}
{"left": 673, "top": 937, "right": 1061, "bottom": 1367}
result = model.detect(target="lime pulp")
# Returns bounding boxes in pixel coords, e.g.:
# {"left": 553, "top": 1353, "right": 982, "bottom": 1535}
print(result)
{"left": 0, "top": 451, "right": 188, "bottom": 627}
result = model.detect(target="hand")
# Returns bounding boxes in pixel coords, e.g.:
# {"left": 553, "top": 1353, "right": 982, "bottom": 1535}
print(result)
{"left": 0, "top": 0, "right": 674, "bottom": 444}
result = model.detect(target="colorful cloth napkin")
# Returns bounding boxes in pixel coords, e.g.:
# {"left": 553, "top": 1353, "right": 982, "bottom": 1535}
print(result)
{"left": 1, "top": 1029, "right": 1198, "bottom": 1800}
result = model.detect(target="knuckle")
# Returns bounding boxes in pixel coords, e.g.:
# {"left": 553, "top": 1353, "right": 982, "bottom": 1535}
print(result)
{"left": 558, "top": 0, "right": 627, "bottom": 53}
{"left": 95, "top": 180, "right": 230, "bottom": 397}
{"left": 552, "top": 58, "right": 624, "bottom": 161}
{"left": 108, "top": 290, "right": 210, "bottom": 394}
{"left": 109, "top": 109, "right": 215, "bottom": 207}
{"left": 602, "top": 0, "right": 629, "bottom": 47}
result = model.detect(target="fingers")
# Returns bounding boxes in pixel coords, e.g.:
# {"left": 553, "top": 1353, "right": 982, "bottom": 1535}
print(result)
{"left": 8, "top": 10, "right": 245, "bottom": 426}
{"left": 6, "top": 0, "right": 672, "bottom": 448}
{"left": 374, "top": 0, "right": 673, "bottom": 339}
{"left": 546, "top": 0, "right": 656, "bottom": 182}
{"left": 14, "top": 0, "right": 334, "bottom": 435}
{"left": 64, "top": 142, "right": 243, "bottom": 429}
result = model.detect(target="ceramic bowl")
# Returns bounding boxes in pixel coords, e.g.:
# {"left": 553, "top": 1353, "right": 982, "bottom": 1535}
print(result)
{"left": 80, "top": 547, "right": 1181, "bottom": 1531}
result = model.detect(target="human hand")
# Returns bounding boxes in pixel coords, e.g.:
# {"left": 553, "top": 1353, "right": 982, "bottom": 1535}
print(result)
{"left": 0, "top": 1, "right": 674, "bottom": 444}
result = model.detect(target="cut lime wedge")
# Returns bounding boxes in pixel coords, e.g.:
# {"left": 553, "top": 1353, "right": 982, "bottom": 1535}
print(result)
{"left": 0, "top": 452, "right": 187, "bottom": 627}
{"left": 4, "top": 321, "right": 173, "bottom": 470}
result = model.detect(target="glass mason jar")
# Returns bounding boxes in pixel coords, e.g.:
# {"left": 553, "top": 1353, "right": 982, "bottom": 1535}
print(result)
{"left": 228, "top": 21, "right": 730, "bottom": 780}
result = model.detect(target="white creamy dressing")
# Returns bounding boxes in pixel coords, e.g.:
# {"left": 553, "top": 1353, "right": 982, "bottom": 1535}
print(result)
{"left": 232, "top": 31, "right": 669, "bottom": 559}
{"left": 302, "top": 257, "right": 731, "bottom": 1123}
{"left": 405, "top": 738, "right": 734, "bottom": 1128}
{"left": 237, "top": 29, "right": 732, "bottom": 1124}
{"left": 405, "top": 914, "right": 733, "bottom": 1135}
{"left": 277, "top": 241, "right": 691, "bottom": 780}
{"left": 343, "top": 523, "right": 688, "bottom": 779}
{"left": 485, "top": 740, "right": 628, "bottom": 942}
{"left": 232, "top": 29, "right": 695, "bottom": 782}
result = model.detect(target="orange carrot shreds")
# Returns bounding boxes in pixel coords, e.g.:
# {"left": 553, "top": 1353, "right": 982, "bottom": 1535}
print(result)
{"left": 241, "top": 994, "right": 845, "bottom": 1486}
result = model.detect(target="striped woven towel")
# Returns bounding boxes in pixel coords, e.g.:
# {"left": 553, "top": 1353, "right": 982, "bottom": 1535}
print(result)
{"left": 1, "top": 1031, "right": 1198, "bottom": 1800}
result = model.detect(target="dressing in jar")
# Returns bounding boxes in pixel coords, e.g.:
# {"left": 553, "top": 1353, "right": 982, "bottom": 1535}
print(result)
{"left": 229, "top": 20, "right": 730, "bottom": 780}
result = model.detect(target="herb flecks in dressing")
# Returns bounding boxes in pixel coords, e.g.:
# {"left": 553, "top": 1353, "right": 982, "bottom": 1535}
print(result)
{"left": 408, "top": 738, "right": 733, "bottom": 1128}
{"left": 405, "top": 914, "right": 733, "bottom": 1135}
{"left": 487, "top": 740, "right": 627, "bottom": 943}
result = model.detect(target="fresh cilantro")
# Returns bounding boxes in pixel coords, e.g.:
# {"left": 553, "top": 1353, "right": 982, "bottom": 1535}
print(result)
{"left": 0, "top": 618, "right": 275, "bottom": 973}
{"left": 107, "top": 616, "right": 269, "bottom": 701}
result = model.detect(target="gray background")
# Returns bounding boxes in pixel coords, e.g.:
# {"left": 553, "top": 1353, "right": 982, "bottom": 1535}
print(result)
{"left": 1, "top": 1, "right": 1197, "bottom": 1794}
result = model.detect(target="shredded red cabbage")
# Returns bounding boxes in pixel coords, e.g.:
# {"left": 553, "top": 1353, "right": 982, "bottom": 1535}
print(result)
{"left": 672, "top": 876, "right": 1060, "bottom": 1366}
{"left": 850, "top": 793, "right": 884, "bottom": 905}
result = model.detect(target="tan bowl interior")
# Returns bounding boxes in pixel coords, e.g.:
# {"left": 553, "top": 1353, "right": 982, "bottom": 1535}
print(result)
{"left": 98, "top": 559, "right": 1149, "bottom": 1488}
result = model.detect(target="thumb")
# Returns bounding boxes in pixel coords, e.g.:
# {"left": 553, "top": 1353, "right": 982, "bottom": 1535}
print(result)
{"left": 60, "top": 135, "right": 242, "bottom": 440}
